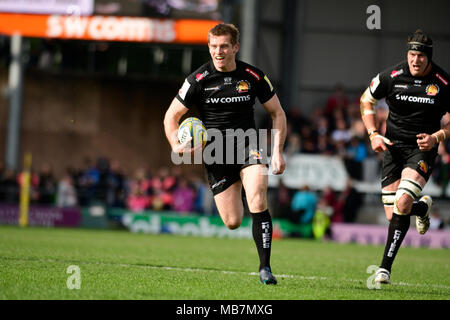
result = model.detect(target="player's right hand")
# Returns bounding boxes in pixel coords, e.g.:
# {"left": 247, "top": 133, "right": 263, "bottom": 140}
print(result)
{"left": 172, "top": 137, "right": 202, "bottom": 155}
{"left": 370, "top": 134, "right": 393, "bottom": 153}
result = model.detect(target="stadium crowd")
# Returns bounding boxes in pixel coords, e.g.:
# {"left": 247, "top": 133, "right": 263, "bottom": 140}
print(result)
{"left": 0, "top": 85, "right": 449, "bottom": 228}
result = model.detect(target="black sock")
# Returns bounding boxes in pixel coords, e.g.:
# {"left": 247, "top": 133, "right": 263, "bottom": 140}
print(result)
{"left": 251, "top": 209, "right": 272, "bottom": 271}
{"left": 409, "top": 201, "right": 427, "bottom": 217}
{"left": 380, "top": 213, "right": 410, "bottom": 272}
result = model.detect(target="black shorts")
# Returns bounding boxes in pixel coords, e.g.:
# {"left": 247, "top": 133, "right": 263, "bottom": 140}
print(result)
{"left": 205, "top": 132, "right": 268, "bottom": 195}
{"left": 381, "top": 142, "right": 438, "bottom": 188}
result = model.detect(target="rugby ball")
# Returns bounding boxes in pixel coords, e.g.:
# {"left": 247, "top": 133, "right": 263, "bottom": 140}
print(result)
{"left": 177, "top": 117, "right": 207, "bottom": 148}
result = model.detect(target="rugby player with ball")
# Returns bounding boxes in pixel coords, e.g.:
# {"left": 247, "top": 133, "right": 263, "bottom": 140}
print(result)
{"left": 164, "top": 23, "right": 287, "bottom": 285}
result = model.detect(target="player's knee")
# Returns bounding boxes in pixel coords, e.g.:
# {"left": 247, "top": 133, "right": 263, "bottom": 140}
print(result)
{"left": 395, "top": 194, "right": 413, "bottom": 213}
{"left": 394, "top": 179, "right": 421, "bottom": 215}
{"left": 246, "top": 192, "right": 267, "bottom": 213}
{"left": 224, "top": 218, "right": 241, "bottom": 230}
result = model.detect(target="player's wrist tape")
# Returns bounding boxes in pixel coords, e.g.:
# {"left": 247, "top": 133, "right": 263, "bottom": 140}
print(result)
{"left": 433, "top": 130, "right": 447, "bottom": 144}
{"left": 432, "top": 133, "right": 440, "bottom": 144}
{"left": 368, "top": 129, "right": 378, "bottom": 136}
{"left": 363, "top": 109, "right": 376, "bottom": 116}
{"left": 370, "top": 133, "right": 391, "bottom": 144}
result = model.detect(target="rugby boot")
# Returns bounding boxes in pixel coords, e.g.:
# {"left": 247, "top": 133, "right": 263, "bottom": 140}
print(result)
{"left": 374, "top": 268, "right": 390, "bottom": 284}
{"left": 259, "top": 267, "right": 277, "bottom": 285}
{"left": 416, "top": 195, "right": 432, "bottom": 235}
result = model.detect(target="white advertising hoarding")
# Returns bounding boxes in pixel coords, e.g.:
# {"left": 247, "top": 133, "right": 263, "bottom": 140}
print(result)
{"left": 0, "top": 0, "right": 94, "bottom": 16}
{"left": 268, "top": 154, "right": 349, "bottom": 191}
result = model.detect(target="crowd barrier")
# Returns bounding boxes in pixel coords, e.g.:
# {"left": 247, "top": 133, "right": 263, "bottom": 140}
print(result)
{"left": 1, "top": 204, "right": 448, "bottom": 249}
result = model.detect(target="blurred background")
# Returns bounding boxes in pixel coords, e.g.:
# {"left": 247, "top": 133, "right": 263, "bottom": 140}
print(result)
{"left": 0, "top": 0, "right": 449, "bottom": 245}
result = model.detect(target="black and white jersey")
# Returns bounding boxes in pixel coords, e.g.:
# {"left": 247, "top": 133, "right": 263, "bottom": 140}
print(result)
{"left": 369, "top": 61, "right": 450, "bottom": 145}
{"left": 176, "top": 60, "right": 276, "bottom": 133}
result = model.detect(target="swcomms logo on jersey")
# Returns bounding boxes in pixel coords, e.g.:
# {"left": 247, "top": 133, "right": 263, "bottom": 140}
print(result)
{"left": 205, "top": 95, "right": 251, "bottom": 104}
{"left": 395, "top": 94, "right": 435, "bottom": 104}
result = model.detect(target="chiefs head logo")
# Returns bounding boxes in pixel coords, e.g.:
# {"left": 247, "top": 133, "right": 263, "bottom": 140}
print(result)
{"left": 236, "top": 80, "right": 250, "bottom": 93}
{"left": 417, "top": 160, "right": 429, "bottom": 174}
{"left": 249, "top": 149, "right": 263, "bottom": 160}
{"left": 426, "top": 84, "right": 439, "bottom": 96}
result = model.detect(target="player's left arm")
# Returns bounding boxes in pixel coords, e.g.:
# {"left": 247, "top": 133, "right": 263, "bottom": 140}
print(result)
{"left": 417, "top": 112, "right": 450, "bottom": 151}
{"left": 262, "top": 94, "right": 287, "bottom": 175}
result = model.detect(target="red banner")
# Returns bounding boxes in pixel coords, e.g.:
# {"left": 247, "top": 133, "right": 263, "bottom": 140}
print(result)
{"left": 0, "top": 13, "right": 218, "bottom": 44}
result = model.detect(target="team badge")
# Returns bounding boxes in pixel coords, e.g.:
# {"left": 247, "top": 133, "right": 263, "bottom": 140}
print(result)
{"left": 417, "top": 160, "right": 428, "bottom": 174}
{"left": 249, "top": 149, "right": 263, "bottom": 160}
{"left": 236, "top": 80, "right": 250, "bottom": 93}
{"left": 425, "top": 84, "right": 439, "bottom": 96}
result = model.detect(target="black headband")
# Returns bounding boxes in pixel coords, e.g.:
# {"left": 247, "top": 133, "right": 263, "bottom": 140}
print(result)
{"left": 407, "top": 41, "right": 433, "bottom": 60}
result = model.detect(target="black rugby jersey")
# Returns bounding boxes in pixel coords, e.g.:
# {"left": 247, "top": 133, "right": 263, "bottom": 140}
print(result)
{"left": 369, "top": 61, "right": 450, "bottom": 145}
{"left": 176, "top": 60, "right": 276, "bottom": 132}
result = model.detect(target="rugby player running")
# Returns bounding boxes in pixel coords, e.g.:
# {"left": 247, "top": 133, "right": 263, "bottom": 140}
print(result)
{"left": 164, "top": 23, "right": 286, "bottom": 284}
{"left": 360, "top": 29, "right": 450, "bottom": 284}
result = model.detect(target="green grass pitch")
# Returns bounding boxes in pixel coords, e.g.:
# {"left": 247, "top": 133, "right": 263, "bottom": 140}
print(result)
{"left": 0, "top": 225, "right": 449, "bottom": 300}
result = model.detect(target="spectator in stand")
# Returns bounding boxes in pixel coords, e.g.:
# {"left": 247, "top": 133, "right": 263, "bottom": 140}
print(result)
{"left": 429, "top": 208, "right": 445, "bottom": 230}
{"left": 76, "top": 157, "right": 98, "bottom": 206}
{"left": 321, "top": 186, "right": 337, "bottom": 217}
{"left": 284, "top": 132, "right": 301, "bottom": 157}
{"left": 274, "top": 180, "right": 292, "bottom": 219}
{"left": 109, "top": 159, "right": 127, "bottom": 208}
{"left": 172, "top": 176, "right": 196, "bottom": 213}
{"left": 93, "top": 157, "right": 111, "bottom": 204}
{"left": 314, "top": 113, "right": 330, "bottom": 138}
{"left": 189, "top": 173, "right": 210, "bottom": 214}
{"left": 344, "top": 136, "right": 368, "bottom": 180}
{"left": 286, "top": 107, "right": 311, "bottom": 135}
{"left": 290, "top": 185, "right": 318, "bottom": 224}
{"left": 331, "top": 118, "right": 352, "bottom": 145}
{"left": 317, "top": 134, "right": 335, "bottom": 155}
{"left": 0, "top": 168, "right": 19, "bottom": 204}
{"left": 337, "top": 179, "right": 363, "bottom": 223}
{"left": 375, "top": 98, "right": 389, "bottom": 136}
{"left": 126, "top": 167, "right": 152, "bottom": 212}
{"left": 56, "top": 171, "right": 78, "bottom": 207}
{"left": 151, "top": 166, "right": 176, "bottom": 210}
{"left": 37, "top": 162, "right": 57, "bottom": 205}
{"left": 18, "top": 168, "right": 40, "bottom": 204}
{"left": 325, "top": 84, "right": 349, "bottom": 117}
{"left": 299, "top": 125, "right": 317, "bottom": 153}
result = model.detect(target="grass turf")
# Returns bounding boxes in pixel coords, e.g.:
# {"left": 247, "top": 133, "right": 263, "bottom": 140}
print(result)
{"left": 0, "top": 225, "right": 449, "bottom": 300}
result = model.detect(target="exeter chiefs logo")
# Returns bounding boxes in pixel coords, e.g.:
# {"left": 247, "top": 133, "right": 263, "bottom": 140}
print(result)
{"left": 425, "top": 84, "right": 439, "bottom": 96}
{"left": 249, "top": 149, "right": 263, "bottom": 160}
{"left": 417, "top": 160, "right": 429, "bottom": 174}
{"left": 236, "top": 80, "right": 250, "bottom": 93}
